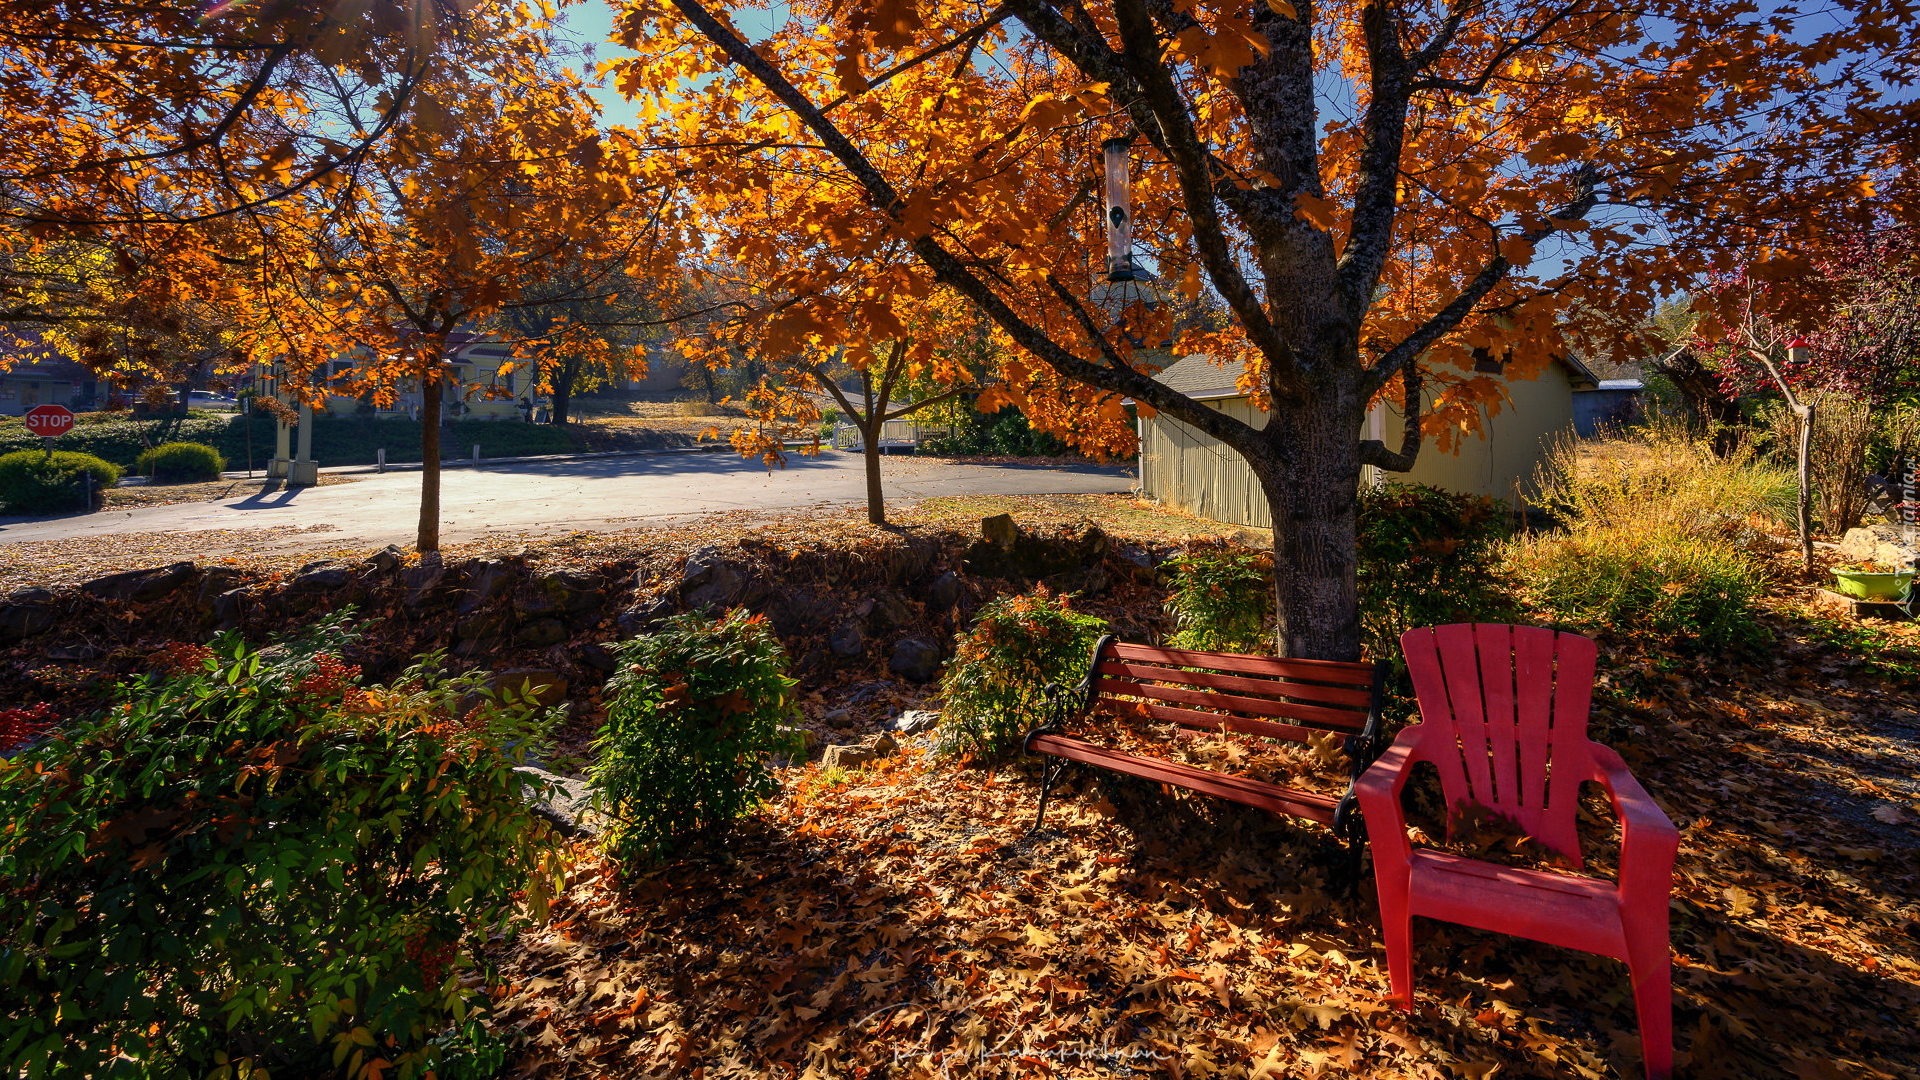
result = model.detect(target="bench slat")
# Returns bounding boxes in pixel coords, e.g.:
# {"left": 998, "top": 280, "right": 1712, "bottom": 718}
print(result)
{"left": 1029, "top": 733, "right": 1337, "bottom": 824}
{"left": 1095, "top": 661, "right": 1375, "bottom": 709}
{"left": 1090, "top": 672, "right": 1374, "bottom": 730}
{"left": 1108, "top": 642, "right": 1376, "bottom": 685}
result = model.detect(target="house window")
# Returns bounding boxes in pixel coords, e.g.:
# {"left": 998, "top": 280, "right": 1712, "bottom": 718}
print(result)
{"left": 21, "top": 383, "right": 39, "bottom": 407}
{"left": 1472, "top": 348, "right": 1507, "bottom": 374}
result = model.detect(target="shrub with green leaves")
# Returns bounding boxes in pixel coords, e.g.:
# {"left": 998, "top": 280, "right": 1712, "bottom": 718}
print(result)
{"left": 0, "top": 448, "right": 121, "bottom": 514}
{"left": 1356, "top": 482, "right": 1518, "bottom": 663}
{"left": 0, "top": 617, "right": 566, "bottom": 1079}
{"left": 137, "top": 440, "right": 226, "bottom": 482}
{"left": 1506, "top": 528, "right": 1768, "bottom": 648}
{"left": 592, "top": 609, "right": 801, "bottom": 867}
{"left": 937, "top": 587, "right": 1109, "bottom": 758}
{"left": 1163, "top": 539, "right": 1274, "bottom": 654}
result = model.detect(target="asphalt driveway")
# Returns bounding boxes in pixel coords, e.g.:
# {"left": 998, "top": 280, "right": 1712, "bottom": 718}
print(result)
{"left": 0, "top": 450, "right": 1135, "bottom": 549}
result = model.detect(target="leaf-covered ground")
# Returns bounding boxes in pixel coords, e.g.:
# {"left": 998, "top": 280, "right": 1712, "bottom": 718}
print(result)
{"left": 488, "top": 571, "right": 1920, "bottom": 1080}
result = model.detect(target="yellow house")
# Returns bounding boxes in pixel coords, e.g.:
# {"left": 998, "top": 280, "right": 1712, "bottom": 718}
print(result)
{"left": 1139, "top": 353, "right": 1599, "bottom": 528}
{"left": 322, "top": 331, "right": 531, "bottom": 421}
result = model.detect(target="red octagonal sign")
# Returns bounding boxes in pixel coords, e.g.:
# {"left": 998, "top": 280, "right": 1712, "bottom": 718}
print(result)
{"left": 23, "top": 404, "right": 75, "bottom": 438}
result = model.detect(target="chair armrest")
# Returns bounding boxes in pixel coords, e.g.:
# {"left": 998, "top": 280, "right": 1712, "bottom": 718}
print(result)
{"left": 1587, "top": 742, "right": 1679, "bottom": 908}
{"left": 1352, "top": 726, "right": 1433, "bottom": 863}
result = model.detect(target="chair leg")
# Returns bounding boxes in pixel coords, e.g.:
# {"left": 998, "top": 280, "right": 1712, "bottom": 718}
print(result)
{"left": 1029, "top": 756, "right": 1068, "bottom": 834}
{"left": 1374, "top": 869, "right": 1414, "bottom": 1010}
{"left": 1626, "top": 932, "right": 1674, "bottom": 1079}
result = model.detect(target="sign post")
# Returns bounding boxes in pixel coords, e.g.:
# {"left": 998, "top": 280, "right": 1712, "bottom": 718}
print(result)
{"left": 23, "top": 405, "right": 75, "bottom": 456}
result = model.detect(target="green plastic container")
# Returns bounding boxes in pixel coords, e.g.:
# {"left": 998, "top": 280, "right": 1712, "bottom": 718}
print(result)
{"left": 1832, "top": 568, "right": 1915, "bottom": 601}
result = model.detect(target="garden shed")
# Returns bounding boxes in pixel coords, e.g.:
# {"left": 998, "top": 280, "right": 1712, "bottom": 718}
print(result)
{"left": 1138, "top": 353, "right": 1598, "bottom": 528}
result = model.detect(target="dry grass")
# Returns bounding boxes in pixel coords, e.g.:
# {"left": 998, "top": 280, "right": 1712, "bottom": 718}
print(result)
{"left": 1540, "top": 419, "right": 1796, "bottom": 545}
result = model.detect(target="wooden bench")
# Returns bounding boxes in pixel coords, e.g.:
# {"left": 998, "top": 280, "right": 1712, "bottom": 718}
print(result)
{"left": 1023, "top": 636, "right": 1388, "bottom": 844}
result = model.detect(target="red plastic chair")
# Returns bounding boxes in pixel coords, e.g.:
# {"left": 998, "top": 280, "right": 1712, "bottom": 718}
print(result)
{"left": 1358, "top": 624, "right": 1679, "bottom": 1079}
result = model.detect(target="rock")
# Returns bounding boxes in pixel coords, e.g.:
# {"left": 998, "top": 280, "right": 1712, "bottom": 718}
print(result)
{"left": 460, "top": 560, "right": 520, "bottom": 613}
{"left": 83, "top": 561, "right": 196, "bottom": 603}
{"left": 680, "top": 545, "right": 750, "bottom": 611}
{"left": 515, "top": 766, "right": 601, "bottom": 838}
{"left": 820, "top": 743, "right": 878, "bottom": 771}
{"left": 516, "top": 571, "right": 603, "bottom": 618}
{"left": 0, "top": 604, "right": 55, "bottom": 643}
{"left": 889, "top": 637, "right": 943, "bottom": 683}
{"left": 764, "top": 590, "right": 839, "bottom": 638}
{"left": 866, "top": 591, "right": 917, "bottom": 634}
{"left": 453, "top": 637, "right": 506, "bottom": 658}
{"left": 289, "top": 565, "right": 352, "bottom": 592}
{"left": 1116, "top": 544, "right": 1158, "bottom": 580}
{"left": 403, "top": 558, "right": 446, "bottom": 604}
{"left": 455, "top": 612, "right": 516, "bottom": 641}
{"left": 828, "top": 620, "right": 866, "bottom": 657}
{"left": 780, "top": 725, "right": 822, "bottom": 759}
{"left": 6, "top": 586, "right": 55, "bottom": 604}
{"left": 617, "top": 594, "right": 678, "bottom": 636}
{"left": 362, "top": 544, "right": 405, "bottom": 573}
{"left": 1839, "top": 524, "right": 1915, "bottom": 568}
{"left": 892, "top": 709, "right": 939, "bottom": 735}
{"left": 193, "top": 567, "right": 251, "bottom": 607}
{"left": 963, "top": 524, "right": 1114, "bottom": 581}
{"left": 981, "top": 513, "right": 1018, "bottom": 548}
{"left": 211, "top": 587, "right": 251, "bottom": 629}
{"left": 493, "top": 668, "right": 570, "bottom": 706}
{"left": 573, "top": 642, "right": 617, "bottom": 673}
{"left": 924, "top": 570, "right": 964, "bottom": 609}
{"left": 1043, "top": 565, "right": 1110, "bottom": 596}
{"left": 515, "top": 618, "right": 569, "bottom": 648}
{"left": 821, "top": 708, "right": 853, "bottom": 728}
{"left": 868, "top": 732, "right": 897, "bottom": 756}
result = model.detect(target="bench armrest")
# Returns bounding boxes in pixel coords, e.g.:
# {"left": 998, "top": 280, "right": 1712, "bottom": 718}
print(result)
{"left": 1587, "top": 741, "right": 1678, "bottom": 913}
{"left": 1023, "top": 635, "right": 1113, "bottom": 754}
{"left": 1352, "top": 726, "right": 1434, "bottom": 864}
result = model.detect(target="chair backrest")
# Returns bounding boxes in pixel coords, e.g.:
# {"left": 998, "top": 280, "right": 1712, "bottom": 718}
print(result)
{"left": 1091, "top": 640, "right": 1379, "bottom": 745}
{"left": 1400, "top": 623, "right": 1598, "bottom": 865}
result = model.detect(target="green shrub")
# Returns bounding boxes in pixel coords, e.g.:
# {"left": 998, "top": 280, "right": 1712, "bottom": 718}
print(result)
{"left": 1356, "top": 483, "right": 1519, "bottom": 663}
{"left": 1163, "top": 538, "right": 1274, "bottom": 654}
{"left": 136, "top": 440, "right": 226, "bottom": 482}
{"left": 0, "top": 449, "right": 121, "bottom": 513}
{"left": 592, "top": 609, "right": 801, "bottom": 866}
{"left": 922, "top": 405, "right": 1072, "bottom": 456}
{"left": 0, "top": 617, "right": 566, "bottom": 1079}
{"left": 1506, "top": 528, "right": 1768, "bottom": 648}
{"left": 937, "top": 587, "right": 1109, "bottom": 758}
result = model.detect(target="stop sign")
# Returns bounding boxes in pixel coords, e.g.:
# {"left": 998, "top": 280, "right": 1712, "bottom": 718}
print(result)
{"left": 23, "top": 404, "right": 75, "bottom": 438}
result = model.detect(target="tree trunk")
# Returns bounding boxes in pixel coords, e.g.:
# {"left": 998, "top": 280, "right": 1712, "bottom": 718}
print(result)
{"left": 1249, "top": 394, "right": 1366, "bottom": 662}
{"left": 862, "top": 423, "right": 885, "bottom": 525}
{"left": 550, "top": 357, "right": 578, "bottom": 424}
{"left": 418, "top": 373, "right": 442, "bottom": 553}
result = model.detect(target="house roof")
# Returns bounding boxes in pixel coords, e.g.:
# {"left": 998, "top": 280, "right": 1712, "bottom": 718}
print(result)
{"left": 1151, "top": 350, "right": 1600, "bottom": 400}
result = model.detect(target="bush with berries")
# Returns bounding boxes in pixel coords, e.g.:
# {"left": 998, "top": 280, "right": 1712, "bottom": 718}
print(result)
{"left": 0, "top": 615, "right": 565, "bottom": 1079}
{"left": 0, "top": 703, "right": 56, "bottom": 754}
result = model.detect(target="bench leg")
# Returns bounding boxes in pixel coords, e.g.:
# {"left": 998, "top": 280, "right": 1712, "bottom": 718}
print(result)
{"left": 1030, "top": 756, "right": 1070, "bottom": 834}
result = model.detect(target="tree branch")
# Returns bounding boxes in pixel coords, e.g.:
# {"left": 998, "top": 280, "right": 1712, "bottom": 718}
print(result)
{"left": 1358, "top": 362, "right": 1423, "bottom": 471}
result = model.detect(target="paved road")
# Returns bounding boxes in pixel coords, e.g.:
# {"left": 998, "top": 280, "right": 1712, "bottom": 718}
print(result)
{"left": 0, "top": 450, "right": 1135, "bottom": 549}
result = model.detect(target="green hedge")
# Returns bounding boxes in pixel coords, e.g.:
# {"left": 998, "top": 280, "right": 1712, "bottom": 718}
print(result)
{"left": 0, "top": 413, "right": 577, "bottom": 470}
{"left": 0, "top": 449, "right": 122, "bottom": 514}
{"left": 136, "top": 441, "right": 225, "bottom": 482}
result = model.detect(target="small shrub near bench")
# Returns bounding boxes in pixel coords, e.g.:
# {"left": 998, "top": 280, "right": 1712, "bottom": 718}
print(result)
{"left": 0, "top": 448, "right": 121, "bottom": 513}
{"left": 136, "top": 440, "right": 225, "bottom": 482}
{"left": 0, "top": 617, "right": 565, "bottom": 1079}
{"left": 592, "top": 609, "right": 802, "bottom": 866}
{"left": 936, "top": 587, "right": 1108, "bottom": 759}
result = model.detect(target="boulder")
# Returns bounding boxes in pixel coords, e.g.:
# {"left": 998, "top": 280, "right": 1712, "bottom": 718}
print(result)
{"left": 617, "top": 594, "right": 677, "bottom": 636}
{"left": 493, "top": 668, "right": 570, "bottom": 706}
{"left": 981, "top": 513, "right": 1018, "bottom": 548}
{"left": 459, "top": 559, "right": 520, "bottom": 613}
{"left": 6, "top": 586, "right": 55, "bottom": 604}
{"left": 866, "top": 591, "right": 917, "bottom": 634}
{"left": 764, "top": 589, "right": 839, "bottom": 637}
{"left": 821, "top": 734, "right": 895, "bottom": 772}
{"left": 193, "top": 567, "right": 251, "bottom": 608}
{"left": 83, "top": 562, "right": 196, "bottom": 603}
{"left": 889, "top": 637, "right": 943, "bottom": 683}
{"left": 891, "top": 709, "right": 940, "bottom": 735}
{"left": 1839, "top": 524, "right": 1915, "bottom": 568}
{"left": 455, "top": 612, "right": 516, "bottom": 641}
{"left": 516, "top": 571, "right": 603, "bottom": 618}
{"left": 44, "top": 644, "right": 101, "bottom": 661}
{"left": 515, "top": 766, "right": 602, "bottom": 838}
{"left": 402, "top": 558, "right": 446, "bottom": 605}
{"left": 289, "top": 564, "right": 352, "bottom": 592}
{"left": 828, "top": 620, "right": 866, "bottom": 658}
{"left": 515, "top": 618, "right": 569, "bottom": 648}
{"left": 1043, "top": 565, "right": 1111, "bottom": 597}
{"left": 963, "top": 522, "right": 1114, "bottom": 581}
{"left": 453, "top": 636, "right": 507, "bottom": 658}
{"left": 924, "top": 570, "right": 964, "bottom": 610}
{"left": 0, "top": 604, "right": 55, "bottom": 643}
{"left": 573, "top": 642, "right": 618, "bottom": 673}
{"left": 362, "top": 544, "right": 406, "bottom": 573}
{"left": 820, "top": 708, "right": 853, "bottom": 728}
{"left": 211, "top": 587, "right": 251, "bottom": 630}
{"left": 681, "top": 548, "right": 748, "bottom": 611}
